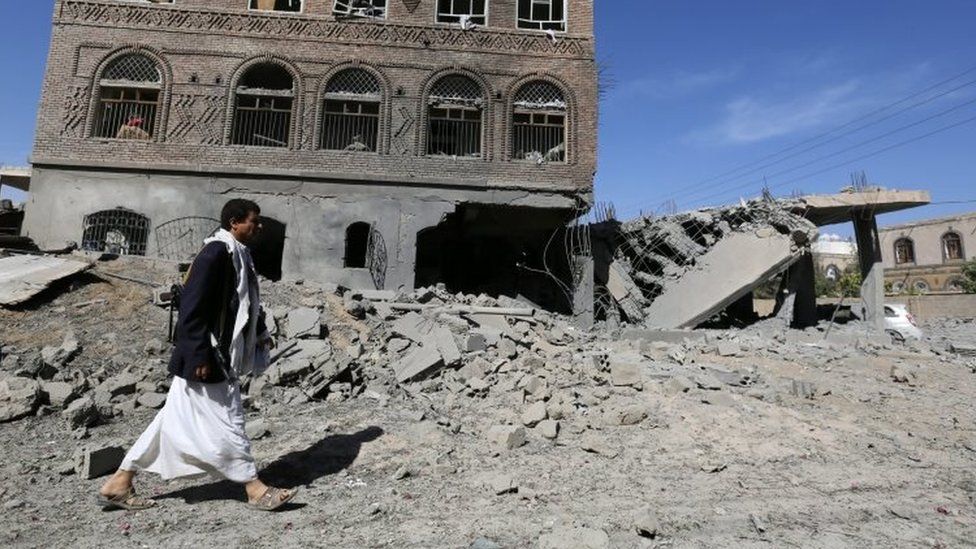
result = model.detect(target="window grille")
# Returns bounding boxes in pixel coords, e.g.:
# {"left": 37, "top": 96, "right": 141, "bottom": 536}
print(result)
{"left": 942, "top": 232, "right": 964, "bottom": 261}
{"left": 232, "top": 63, "right": 294, "bottom": 147}
{"left": 250, "top": 0, "right": 302, "bottom": 12}
{"left": 321, "top": 69, "right": 381, "bottom": 151}
{"left": 894, "top": 238, "right": 915, "bottom": 265}
{"left": 93, "top": 54, "right": 162, "bottom": 140}
{"left": 82, "top": 208, "right": 151, "bottom": 256}
{"left": 154, "top": 217, "right": 220, "bottom": 261}
{"left": 517, "top": 0, "right": 566, "bottom": 31}
{"left": 436, "top": 0, "right": 486, "bottom": 25}
{"left": 513, "top": 81, "right": 566, "bottom": 162}
{"left": 333, "top": 0, "right": 386, "bottom": 19}
{"left": 427, "top": 75, "right": 483, "bottom": 157}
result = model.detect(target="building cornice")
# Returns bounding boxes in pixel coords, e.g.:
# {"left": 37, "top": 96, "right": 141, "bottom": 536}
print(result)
{"left": 58, "top": 1, "right": 594, "bottom": 60}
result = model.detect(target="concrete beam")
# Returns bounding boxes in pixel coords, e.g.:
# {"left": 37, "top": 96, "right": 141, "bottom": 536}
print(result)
{"left": 0, "top": 167, "right": 30, "bottom": 192}
{"left": 797, "top": 190, "right": 930, "bottom": 226}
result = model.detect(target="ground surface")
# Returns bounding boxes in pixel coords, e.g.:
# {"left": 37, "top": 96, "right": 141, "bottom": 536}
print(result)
{"left": 1, "top": 255, "right": 975, "bottom": 548}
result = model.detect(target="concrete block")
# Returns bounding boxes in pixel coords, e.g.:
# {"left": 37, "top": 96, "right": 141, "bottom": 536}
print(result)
{"left": 486, "top": 424, "right": 527, "bottom": 451}
{"left": 394, "top": 345, "right": 444, "bottom": 383}
{"left": 537, "top": 419, "right": 559, "bottom": 439}
{"left": 498, "top": 339, "right": 518, "bottom": 359}
{"left": 387, "top": 337, "right": 411, "bottom": 353}
{"left": 41, "top": 381, "right": 77, "bottom": 408}
{"left": 101, "top": 373, "right": 138, "bottom": 398}
{"left": 0, "top": 376, "right": 40, "bottom": 423}
{"left": 136, "top": 392, "right": 166, "bottom": 409}
{"left": 487, "top": 474, "right": 518, "bottom": 495}
{"left": 463, "top": 333, "right": 487, "bottom": 353}
{"left": 471, "top": 327, "right": 501, "bottom": 346}
{"left": 607, "top": 404, "right": 647, "bottom": 426}
{"left": 63, "top": 396, "right": 100, "bottom": 429}
{"left": 428, "top": 325, "right": 461, "bottom": 367}
{"left": 286, "top": 307, "right": 321, "bottom": 339}
{"left": 74, "top": 445, "right": 125, "bottom": 479}
{"left": 457, "top": 359, "right": 487, "bottom": 382}
{"left": 392, "top": 312, "right": 429, "bottom": 343}
{"left": 716, "top": 340, "right": 741, "bottom": 357}
{"left": 610, "top": 360, "right": 642, "bottom": 387}
{"left": 246, "top": 419, "right": 270, "bottom": 440}
{"left": 521, "top": 401, "right": 548, "bottom": 427}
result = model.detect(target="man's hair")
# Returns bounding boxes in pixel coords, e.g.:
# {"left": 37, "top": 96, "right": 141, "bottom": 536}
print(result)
{"left": 220, "top": 199, "right": 261, "bottom": 230}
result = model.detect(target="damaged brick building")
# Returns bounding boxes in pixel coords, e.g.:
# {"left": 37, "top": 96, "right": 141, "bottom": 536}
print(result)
{"left": 24, "top": 0, "right": 597, "bottom": 305}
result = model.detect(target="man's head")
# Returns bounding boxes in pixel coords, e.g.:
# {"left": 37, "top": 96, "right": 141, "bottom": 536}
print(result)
{"left": 220, "top": 199, "right": 262, "bottom": 244}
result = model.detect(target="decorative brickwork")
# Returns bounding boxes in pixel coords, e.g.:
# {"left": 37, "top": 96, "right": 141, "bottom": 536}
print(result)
{"left": 61, "top": 85, "right": 89, "bottom": 138}
{"left": 59, "top": 1, "right": 590, "bottom": 58}
{"left": 168, "top": 94, "right": 226, "bottom": 145}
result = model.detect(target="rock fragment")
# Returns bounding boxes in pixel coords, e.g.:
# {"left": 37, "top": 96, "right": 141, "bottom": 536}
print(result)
{"left": 521, "top": 401, "right": 548, "bottom": 427}
{"left": 486, "top": 425, "right": 527, "bottom": 452}
{"left": 74, "top": 445, "right": 126, "bottom": 479}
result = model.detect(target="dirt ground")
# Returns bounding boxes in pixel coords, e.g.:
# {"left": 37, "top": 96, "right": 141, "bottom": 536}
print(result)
{"left": 1, "top": 255, "right": 975, "bottom": 548}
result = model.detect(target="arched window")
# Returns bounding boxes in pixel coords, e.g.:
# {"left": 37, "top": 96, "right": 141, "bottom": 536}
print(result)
{"left": 345, "top": 222, "right": 371, "bottom": 268}
{"left": 93, "top": 54, "right": 162, "bottom": 140}
{"left": 912, "top": 279, "right": 930, "bottom": 294}
{"left": 321, "top": 69, "right": 381, "bottom": 152}
{"left": 942, "top": 232, "right": 964, "bottom": 261}
{"left": 82, "top": 208, "right": 151, "bottom": 256}
{"left": 427, "top": 75, "right": 484, "bottom": 157}
{"left": 513, "top": 81, "right": 566, "bottom": 163}
{"left": 891, "top": 280, "right": 906, "bottom": 294}
{"left": 232, "top": 63, "right": 295, "bottom": 147}
{"left": 894, "top": 238, "right": 915, "bottom": 265}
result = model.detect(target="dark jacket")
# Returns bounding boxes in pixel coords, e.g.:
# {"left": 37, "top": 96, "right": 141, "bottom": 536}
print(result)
{"left": 168, "top": 241, "right": 265, "bottom": 383}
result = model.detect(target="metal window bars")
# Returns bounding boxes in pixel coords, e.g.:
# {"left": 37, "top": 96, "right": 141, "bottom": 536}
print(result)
{"left": 232, "top": 64, "right": 295, "bottom": 147}
{"left": 333, "top": 0, "right": 387, "bottom": 19}
{"left": 894, "top": 239, "right": 914, "bottom": 264}
{"left": 81, "top": 208, "right": 151, "bottom": 256}
{"left": 94, "top": 54, "right": 162, "bottom": 140}
{"left": 513, "top": 81, "right": 566, "bottom": 162}
{"left": 321, "top": 69, "right": 381, "bottom": 151}
{"left": 517, "top": 0, "right": 566, "bottom": 31}
{"left": 154, "top": 216, "right": 220, "bottom": 261}
{"left": 428, "top": 75, "right": 483, "bottom": 157}
{"left": 943, "top": 233, "right": 963, "bottom": 260}
{"left": 436, "top": 0, "right": 486, "bottom": 25}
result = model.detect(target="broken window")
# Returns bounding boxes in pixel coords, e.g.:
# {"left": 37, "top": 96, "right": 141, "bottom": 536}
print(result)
{"left": 894, "top": 238, "right": 915, "bottom": 265}
{"left": 250, "top": 0, "right": 302, "bottom": 12}
{"left": 513, "top": 81, "right": 566, "bottom": 162}
{"left": 942, "top": 232, "right": 964, "bottom": 261}
{"left": 333, "top": 0, "right": 386, "bottom": 19}
{"left": 93, "top": 54, "right": 162, "bottom": 140}
{"left": 517, "top": 0, "right": 566, "bottom": 31}
{"left": 232, "top": 63, "right": 294, "bottom": 148}
{"left": 249, "top": 216, "right": 287, "bottom": 281}
{"left": 82, "top": 208, "right": 150, "bottom": 256}
{"left": 345, "top": 222, "right": 371, "bottom": 268}
{"left": 427, "top": 75, "right": 483, "bottom": 157}
{"left": 321, "top": 69, "right": 381, "bottom": 152}
{"left": 436, "top": 0, "right": 486, "bottom": 26}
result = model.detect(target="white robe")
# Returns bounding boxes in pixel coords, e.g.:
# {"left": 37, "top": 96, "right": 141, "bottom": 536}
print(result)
{"left": 120, "top": 377, "right": 257, "bottom": 483}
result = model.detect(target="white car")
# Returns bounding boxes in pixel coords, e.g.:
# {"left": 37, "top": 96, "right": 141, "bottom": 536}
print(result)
{"left": 884, "top": 304, "right": 923, "bottom": 341}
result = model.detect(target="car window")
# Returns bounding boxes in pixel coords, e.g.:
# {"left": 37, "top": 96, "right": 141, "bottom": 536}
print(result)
{"left": 884, "top": 307, "right": 897, "bottom": 318}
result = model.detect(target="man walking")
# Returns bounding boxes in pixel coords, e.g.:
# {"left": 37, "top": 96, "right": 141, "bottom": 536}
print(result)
{"left": 98, "top": 199, "right": 297, "bottom": 511}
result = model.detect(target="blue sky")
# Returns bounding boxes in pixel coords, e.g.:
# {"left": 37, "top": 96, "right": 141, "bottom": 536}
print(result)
{"left": 2, "top": 1, "right": 976, "bottom": 233}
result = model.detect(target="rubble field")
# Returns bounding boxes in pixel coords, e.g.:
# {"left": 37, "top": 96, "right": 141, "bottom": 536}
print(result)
{"left": 1, "top": 253, "right": 976, "bottom": 548}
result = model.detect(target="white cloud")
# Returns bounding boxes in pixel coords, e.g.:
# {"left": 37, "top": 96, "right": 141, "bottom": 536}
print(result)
{"left": 693, "top": 79, "right": 871, "bottom": 144}
{"left": 614, "top": 66, "right": 741, "bottom": 101}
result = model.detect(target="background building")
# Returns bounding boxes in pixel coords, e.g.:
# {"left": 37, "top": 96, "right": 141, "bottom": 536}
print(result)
{"left": 880, "top": 212, "right": 976, "bottom": 293}
{"left": 24, "top": 0, "right": 597, "bottom": 308}
{"left": 811, "top": 234, "right": 857, "bottom": 282}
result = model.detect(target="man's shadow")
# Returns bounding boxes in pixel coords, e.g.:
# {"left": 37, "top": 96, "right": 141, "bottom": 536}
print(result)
{"left": 157, "top": 426, "right": 384, "bottom": 504}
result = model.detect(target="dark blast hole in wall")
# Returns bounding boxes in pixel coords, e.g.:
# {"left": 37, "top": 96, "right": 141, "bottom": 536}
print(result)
{"left": 414, "top": 204, "right": 575, "bottom": 313}
{"left": 250, "top": 216, "right": 286, "bottom": 281}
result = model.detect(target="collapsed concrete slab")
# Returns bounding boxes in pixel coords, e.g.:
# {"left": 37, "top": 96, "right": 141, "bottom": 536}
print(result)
{"left": 0, "top": 255, "right": 91, "bottom": 306}
{"left": 645, "top": 231, "right": 800, "bottom": 329}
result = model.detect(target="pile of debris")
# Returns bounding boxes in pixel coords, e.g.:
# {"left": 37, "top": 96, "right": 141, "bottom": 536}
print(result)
{"left": 592, "top": 198, "right": 818, "bottom": 328}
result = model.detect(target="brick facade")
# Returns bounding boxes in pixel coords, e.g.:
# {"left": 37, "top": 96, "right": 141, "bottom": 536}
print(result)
{"left": 27, "top": 0, "right": 597, "bottom": 295}
{"left": 33, "top": 0, "right": 597, "bottom": 194}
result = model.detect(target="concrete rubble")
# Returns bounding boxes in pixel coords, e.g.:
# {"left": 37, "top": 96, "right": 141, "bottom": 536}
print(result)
{"left": 0, "top": 251, "right": 974, "bottom": 547}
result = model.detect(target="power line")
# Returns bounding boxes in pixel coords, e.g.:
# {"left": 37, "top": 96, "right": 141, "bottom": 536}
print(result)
{"left": 673, "top": 96, "right": 976, "bottom": 206}
{"left": 616, "top": 63, "right": 976, "bottom": 217}
{"left": 682, "top": 63, "right": 976, "bottom": 188}
{"left": 709, "top": 112, "right": 976, "bottom": 204}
